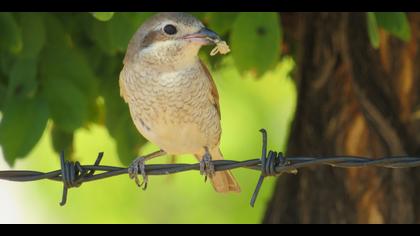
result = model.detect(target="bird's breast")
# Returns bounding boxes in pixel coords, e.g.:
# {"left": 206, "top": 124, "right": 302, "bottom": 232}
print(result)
{"left": 122, "top": 64, "right": 221, "bottom": 154}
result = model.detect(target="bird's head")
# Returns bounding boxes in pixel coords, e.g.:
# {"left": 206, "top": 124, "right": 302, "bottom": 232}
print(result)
{"left": 124, "top": 12, "right": 221, "bottom": 69}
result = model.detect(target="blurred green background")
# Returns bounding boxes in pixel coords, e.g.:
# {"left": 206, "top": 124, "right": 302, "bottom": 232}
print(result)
{"left": 0, "top": 12, "right": 297, "bottom": 223}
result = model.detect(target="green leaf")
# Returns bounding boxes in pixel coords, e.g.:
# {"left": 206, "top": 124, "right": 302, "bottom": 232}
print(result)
{"left": 89, "top": 21, "right": 115, "bottom": 55}
{"left": 0, "top": 95, "right": 49, "bottom": 165}
{"left": 91, "top": 12, "right": 115, "bottom": 22}
{"left": 86, "top": 97, "right": 101, "bottom": 126}
{"left": 7, "top": 57, "right": 38, "bottom": 99}
{"left": 231, "top": 12, "right": 282, "bottom": 77}
{"left": 42, "top": 78, "right": 88, "bottom": 133}
{"left": 43, "top": 14, "right": 71, "bottom": 46}
{"left": 0, "top": 13, "right": 22, "bottom": 54}
{"left": 41, "top": 45, "right": 97, "bottom": 98}
{"left": 367, "top": 12, "right": 380, "bottom": 49}
{"left": 51, "top": 124, "right": 74, "bottom": 158}
{"left": 101, "top": 74, "right": 127, "bottom": 135}
{"left": 206, "top": 12, "right": 238, "bottom": 36}
{"left": 89, "top": 12, "right": 155, "bottom": 55}
{"left": 107, "top": 13, "right": 147, "bottom": 52}
{"left": 0, "top": 83, "right": 5, "bottom": 109}
{"left": 81, "top": 44, "right": 105, "bottom": 74}
{"left": 96, "top": 54, "right": 124, "bottom": 96}
{"left": 55, "top": 13, "right": 90, "bottom": 39}
{"left": 40, "top": 45, "right": 97, "bottom": 132}
{"left": 375, "top": 12, "right": 411, "bottom": 42}
{"left": 113, "top": 114, "right": 145, "bottom": 166}
{"left": 0, "top": 52, "right": 16, "bottom": 78}
{"left": 17, "top": 13, "right": 46, "bottom": 58}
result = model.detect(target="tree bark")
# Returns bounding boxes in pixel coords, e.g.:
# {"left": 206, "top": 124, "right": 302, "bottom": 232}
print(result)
{"left": 264, "top": 12, "right": 420, "bottom": 224}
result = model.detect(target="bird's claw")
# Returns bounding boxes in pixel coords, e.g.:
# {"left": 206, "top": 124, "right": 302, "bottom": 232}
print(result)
{"left": 200, "top": 151, "right": 215, "bottom": 182}
{"left": 128, "top": 157, "right": 148, "bottom": 190}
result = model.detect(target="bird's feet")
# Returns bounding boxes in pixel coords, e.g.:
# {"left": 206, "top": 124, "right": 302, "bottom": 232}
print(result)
{"left": 200, "top": 148, "right": 215, "bottom": 182}
{"left": 128, "top": 157, "right": 148, "bottom": 190}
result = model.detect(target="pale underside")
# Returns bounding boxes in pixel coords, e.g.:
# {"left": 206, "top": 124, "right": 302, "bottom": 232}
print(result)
{"left": 119, "top": 59, "right": 221, "bottom": 156}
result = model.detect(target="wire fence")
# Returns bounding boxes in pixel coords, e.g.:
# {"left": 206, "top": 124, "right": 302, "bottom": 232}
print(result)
{"left": 1, "top": 129, "right": 420, "bottom": 207}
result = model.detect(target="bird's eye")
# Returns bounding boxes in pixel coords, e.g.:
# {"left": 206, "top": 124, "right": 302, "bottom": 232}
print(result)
{"left": 163, "top": 24, "right": 177, "bottom": 35}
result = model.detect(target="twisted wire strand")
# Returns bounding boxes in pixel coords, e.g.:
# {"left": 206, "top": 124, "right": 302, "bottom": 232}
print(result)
{"left": 1, "top": 129, "right": 420, "bottom": 207}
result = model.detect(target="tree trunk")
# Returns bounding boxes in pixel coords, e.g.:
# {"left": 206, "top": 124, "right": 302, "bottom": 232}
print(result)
{"left": 264, "top": 12, "right": 420, "bottom": 224}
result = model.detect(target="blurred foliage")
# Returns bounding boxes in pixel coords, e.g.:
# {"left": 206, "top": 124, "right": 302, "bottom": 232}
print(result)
{"left": 0, "top": 12, "right": 152, "bottom": 165}
{"left": 0, "top": 13, "right": 22, "bottom": 54}
{"left": 367, "top": 12, "right": 380, "bottom": 48}
{"left": 0, "top": 96, "right": 48, "bottom": 164}
{"left": 91, "top": 12, "right": 115, "bottom": 22}
{"left": 0, "top": 53, "right": 297, "bottom": 224}
{"left": 231, "top": 12, "right": 281, "bottom": 76}
{"left": 367, "top": 12, "right": 411, "bottom": 49}
{"left": 0, "top": 12, "right": 296, "bottom": 223}
{"left": 0, "top": 12, "right": 412, "bottom": 165}
{"left": 0, "top": 12, "right": 286, "bottom": 165}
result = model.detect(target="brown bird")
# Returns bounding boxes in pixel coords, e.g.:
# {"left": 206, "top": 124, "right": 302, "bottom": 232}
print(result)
{"left": 119, "top": 12, "right": 240, "bottom": 193}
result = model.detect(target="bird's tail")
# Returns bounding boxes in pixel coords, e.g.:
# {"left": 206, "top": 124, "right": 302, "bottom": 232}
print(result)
{"left": 195, "top": 148, "right": 241, "bottom": 193}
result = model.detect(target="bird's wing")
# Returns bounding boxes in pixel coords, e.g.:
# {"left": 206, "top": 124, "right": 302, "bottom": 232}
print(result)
{"left": 119, "top": 69, "right": 129, "bottom": 103}
{"left": 199, "top": 60, "right": 221, "bottom": 120}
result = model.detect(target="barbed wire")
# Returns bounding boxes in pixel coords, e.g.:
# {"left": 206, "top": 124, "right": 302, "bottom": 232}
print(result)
{"left": 1, "top": 129, "right": 420, "bottom": 207}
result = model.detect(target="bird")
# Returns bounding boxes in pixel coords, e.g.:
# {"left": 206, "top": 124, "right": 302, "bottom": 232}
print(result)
{"left": 119, "top": 12, "right": 241, "bottom": 193}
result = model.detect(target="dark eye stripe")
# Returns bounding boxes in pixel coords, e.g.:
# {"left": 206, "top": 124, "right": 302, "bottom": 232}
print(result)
{"left": 163, "top": 24, "right": 177, "bottom": 35}
{"left": 140, "top": 30, "right": 168, "bottom": 49}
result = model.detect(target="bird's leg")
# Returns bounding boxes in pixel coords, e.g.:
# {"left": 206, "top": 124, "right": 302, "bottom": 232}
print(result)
{"left": 128, "top": 149, "right": 166, "bottom": 190}
{"left": 199, "top": 147, "right": 215, "bottom": 182}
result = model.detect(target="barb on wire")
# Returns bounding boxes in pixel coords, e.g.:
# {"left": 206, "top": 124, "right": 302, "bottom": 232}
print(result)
{"left": 1, "top": 129, "right": 420, "bottom": 207}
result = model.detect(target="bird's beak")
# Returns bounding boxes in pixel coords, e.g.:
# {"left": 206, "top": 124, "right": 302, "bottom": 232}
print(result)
{"left": 183, "top": 27, "right": 221, "bottom": 45}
